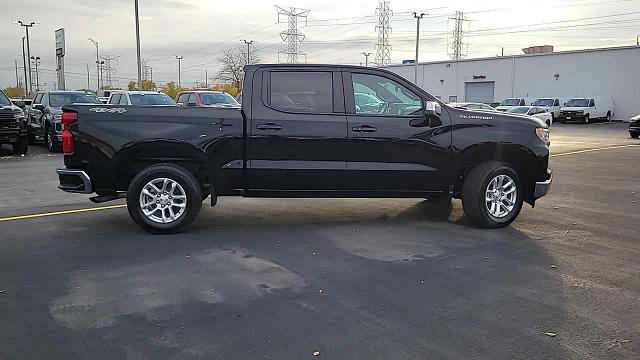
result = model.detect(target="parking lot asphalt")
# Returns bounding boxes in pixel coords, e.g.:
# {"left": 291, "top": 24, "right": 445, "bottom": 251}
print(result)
{"left": 0, "top": 123, "right": 638, "bottom": 359}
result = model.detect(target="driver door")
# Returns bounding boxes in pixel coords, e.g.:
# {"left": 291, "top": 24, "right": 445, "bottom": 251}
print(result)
{"left": 344, "top": 71, "right": 451, "bottom": 193}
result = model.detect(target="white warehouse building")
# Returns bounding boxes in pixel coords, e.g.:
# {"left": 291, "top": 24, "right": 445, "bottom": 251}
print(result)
{"left": 384, "top": 46, "right": 640, "bottom": 120}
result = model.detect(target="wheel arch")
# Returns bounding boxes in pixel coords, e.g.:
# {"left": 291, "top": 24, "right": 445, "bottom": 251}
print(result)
{"left": 451, "top": 143, "right": 539, "bottom": 204}
{"left": 113, "top": 141, "right": 209, "bottom": 192}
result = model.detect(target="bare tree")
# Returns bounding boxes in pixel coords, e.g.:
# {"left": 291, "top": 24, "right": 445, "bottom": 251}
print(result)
{"left": 216, "top": 45, "right": 260, "bottom": 90}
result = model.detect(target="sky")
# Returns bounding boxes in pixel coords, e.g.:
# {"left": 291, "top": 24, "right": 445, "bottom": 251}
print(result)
{"left": 1, "top": 0, "right": 639, "bottom": 91}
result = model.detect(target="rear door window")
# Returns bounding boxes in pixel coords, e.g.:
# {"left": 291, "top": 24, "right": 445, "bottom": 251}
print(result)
{"left": 187, "top": 94, "right": 197, "bottom": 106}
{"left": 268, "top": 71, "right": 334, "bottom": 113}
{"left": 110, "top": 94, "right": 121, "bottom": 104}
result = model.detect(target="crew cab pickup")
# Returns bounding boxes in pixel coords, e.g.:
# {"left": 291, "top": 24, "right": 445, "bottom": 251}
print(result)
{"left": 57, "top": 64, "right": 552, "bottom": 234}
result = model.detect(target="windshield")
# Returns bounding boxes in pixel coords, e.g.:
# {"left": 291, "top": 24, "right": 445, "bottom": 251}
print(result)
{"left": 500, "top": 99, "right": 521, "bottom": 106}
{"left": 0, "top": 91, "right": 11, "bottom": 106}
{"left": 566, "top": 99, "right": 590, "bottom": 107}
{"left": 200, "top": 93, "right": 240, "bottom": 106}
{"left": 508, "top": 107, "right": 531, "bottom": 114}
{"left": 49, "top": 93, "right": 102, "bottom": 107}
{"left": 129, "top": 94, "right": 176, "bottom": 106}
{"left": 533, "top": 99, "right": 554, "bottom": 107}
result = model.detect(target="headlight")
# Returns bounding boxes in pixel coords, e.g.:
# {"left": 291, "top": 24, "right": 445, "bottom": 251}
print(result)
{"left": 536, "top": 127, "right": 550, "bottom": 144}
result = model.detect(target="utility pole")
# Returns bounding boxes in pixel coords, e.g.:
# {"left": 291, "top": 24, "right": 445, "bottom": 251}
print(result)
{"left": 21, "top": 37, "right": 28, "bottom": 97}
{"left": 30, "top": 56, "right": 40, "bottom": 91}
{"left": 14, "top": 59, "right": 19, "bottom": 88}
{"left": 135, "top": 0, "right": 143, "bottom": 90}
{"left": 88, "top": 38, "right": 100, "bottom": 92}
{"left": 276, "top": 6, "right": 310, "bottom": 63}
{"left": 86, "top": 64, "right": 90, "bottom": 90}
{"left": 205, "top": 70, "right": 208, "bottom": 89}
{"left": 98, "top": 60, "right": 105, "bottom": 90}
{"left": 413, "top": 12, "right": 426, "bottom": 84}
{"left": 361, "top": 52, "right": 371, "bottom": 67}
{"left": 374, "top": 1, "right": 392, "bottom": 66}
{"left": 14, "top": 21, "right": 38, "bottom": 96}
{"left": 175, "top": 56, "right": 183, "bottom": 88}
{"left": 243, "top": 39, "right": 254, "bottom": 65}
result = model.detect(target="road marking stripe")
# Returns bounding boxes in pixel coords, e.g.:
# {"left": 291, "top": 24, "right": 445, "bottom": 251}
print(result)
{"left": 0, "top": 205, "right": 126, "bottom": 222}
{"left": 551, "top": 144, "right": 640, "bottom": 157}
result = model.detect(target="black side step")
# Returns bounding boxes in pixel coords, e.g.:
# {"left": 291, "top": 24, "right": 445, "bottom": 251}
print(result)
{"left": 90, "top": 194, "right": 126, "bottom": 203}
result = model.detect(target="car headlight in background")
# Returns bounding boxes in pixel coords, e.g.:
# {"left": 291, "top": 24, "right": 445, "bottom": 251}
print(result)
{"left": 536, "top": 127, "right": 550, "bottom": 145}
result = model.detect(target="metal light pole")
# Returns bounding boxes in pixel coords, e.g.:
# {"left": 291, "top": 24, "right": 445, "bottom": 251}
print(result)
{"left": 98, "top": 61, "right": 105, "bottom": 90}
{"left": 175, "top": 56, "right": 183, "bottom": 88}
{"left": 361, "top": 52, "right": 371, "bottom": 67}
{"left": 14, "top": 21, "right": 38, "bottom": 96}
{"left": 243, "top": 39, "right": 254, "bottom": 65}
{"left": 21, "top": 37, "right": 28, "bottom": 96}
{"left": 30, "top": 56, "right": 40, "bottom": 91}
{"left": 413, "top": 12, "right": 426, "bottom": 84}
{"left": 88, "top": 38, "right": 100, "bottom": 92}
{"left": 135, "top": 0, "right": 143, "bottom": 90}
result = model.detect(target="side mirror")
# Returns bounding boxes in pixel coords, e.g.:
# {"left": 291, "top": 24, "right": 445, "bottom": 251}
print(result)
{"left": 425, "top": 101, "right": 442, "bottom": 117}
{"left": 33, "top": 103, "right": 44, "bottom": 111}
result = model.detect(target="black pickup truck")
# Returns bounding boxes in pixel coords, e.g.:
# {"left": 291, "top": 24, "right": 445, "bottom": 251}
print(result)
{"left": 0, "top": 90, "right": 28, "bottom": 155}
{"left": 57, "top": 64, "right": 552, "bottom": 234}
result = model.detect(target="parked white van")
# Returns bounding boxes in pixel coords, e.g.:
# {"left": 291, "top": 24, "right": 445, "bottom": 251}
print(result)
{"left": 559, "top": 97, "right": 614, "bottom": 124}
{"left": 495, "top": 98, "right": 527, "bottom": 112}
{"left": 532, "top": 98, "right": 563, "bottom": 119}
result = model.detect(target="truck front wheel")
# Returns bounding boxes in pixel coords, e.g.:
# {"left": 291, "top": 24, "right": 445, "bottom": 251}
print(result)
{"left": 462, "top": 161, "right": 523, "bottom": 229}
{"left": 127, "top": 164, "right": 203, "bottom": 234}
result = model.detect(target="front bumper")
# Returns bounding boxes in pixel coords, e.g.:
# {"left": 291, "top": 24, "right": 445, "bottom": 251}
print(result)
{"left": 534, "top": 169, "right": 553, "bottom": 200}
{"left": 0, "top": 128, "right": 28, "bottom": 143}
{"left": 57, "top": 169, "right": 93, "bottom": 194}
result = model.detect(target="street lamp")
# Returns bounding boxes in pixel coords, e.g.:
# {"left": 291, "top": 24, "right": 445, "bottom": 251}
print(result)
{"left": 14, "top": 20, "right": 39, "bottom": 96}
{"left": 413, "top": 12, "right": 427, "bottom": 85}
{"left": 361, "top": 52, "right": 371, "bottom": 67}
{"left": 175, "top": 56, "right": 183, "bottom": 88}
{"left": 88, "top": 38, "right": 100, "bottom": 92}
{"left": 243, "top": 39, "right": 254, "bottom": 65}
{"left": 30, "top": 56, "right": 40, "bottom": 91}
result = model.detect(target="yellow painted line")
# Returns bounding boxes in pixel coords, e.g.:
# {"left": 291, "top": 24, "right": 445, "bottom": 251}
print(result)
{"left": 551, "top": 144, "right": 640, "bottom": 157}
{"left": 0, "top": 205, "right": 126, "bottom": 222}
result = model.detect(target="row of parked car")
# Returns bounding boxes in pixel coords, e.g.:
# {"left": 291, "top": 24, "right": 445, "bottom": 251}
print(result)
{"left": 3, "top": 89, "right": 240, "bottom": 153}
{"left": 452, "top": 96, "right": 616, "bottom": 126}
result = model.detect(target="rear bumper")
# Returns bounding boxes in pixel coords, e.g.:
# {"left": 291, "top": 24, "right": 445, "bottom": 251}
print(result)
{"left": 57, "top": 169, "right": 93, "bottom": 194}
{"left": 534, "top": 169, "right": 553, "bottom": 200}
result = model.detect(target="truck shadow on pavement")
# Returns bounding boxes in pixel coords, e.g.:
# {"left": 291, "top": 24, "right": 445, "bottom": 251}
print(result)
{"left": 1, "top": 198, "right": 571, "bottom": 359}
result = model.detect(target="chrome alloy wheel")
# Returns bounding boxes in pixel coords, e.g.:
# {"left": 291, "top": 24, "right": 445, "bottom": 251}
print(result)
{"left": 139, "top": 178, "right": 187, "bottom": 224}
{"left": 485, "top": 174, "right": 517, "bottom": 219}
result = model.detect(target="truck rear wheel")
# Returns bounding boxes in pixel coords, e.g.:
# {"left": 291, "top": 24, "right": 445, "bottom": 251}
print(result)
{"left": 462, "top": 161, "right": 523, "bottom": 229}
{"left": 127, "top": 164, "right": 202, "bottom": 234}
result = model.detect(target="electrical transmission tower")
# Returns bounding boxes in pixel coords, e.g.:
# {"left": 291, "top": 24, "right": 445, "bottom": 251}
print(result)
{"left": 448, "top": 11, "right": 469, "bottom": 60}
{"left": 276, "top": 6, "right": 310, "bottom": 63}
{"left": 142, "top": 59, "right": 152, "bottom": 82}
{"left": 100, "top": 55, "right": 120, "bottom": 88}
{"left": 374, "top": 0, "right": 392, "bottom": 66}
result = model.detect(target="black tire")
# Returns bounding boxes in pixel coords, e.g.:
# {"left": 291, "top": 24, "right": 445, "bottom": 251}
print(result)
{"left": 27, "top": 128, "right": 36, "bottom": 145}
{"left": 127, "top": 164, "right": 203, "bottom": 234}
{"left": 631, "top": 132, "right": 639, "bottom": 139}
{"left": 45, "top": 126, "right": 61, "bottom": 152}
{"left": 12, "top": 137, "right": 28, "bottom": 155}
{"left": 461, "top": 161, "right": 523, "bottom": 229}
{"left": 583, "top": 114, "right": 590, "bottom": 124}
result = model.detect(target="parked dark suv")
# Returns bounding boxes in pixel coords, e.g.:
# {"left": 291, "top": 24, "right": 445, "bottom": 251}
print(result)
{"left": 28, "top": 91, "right": 102, "bottom": 152}
{"left": 0, "top": 90, "right": 28, "bottom": 154}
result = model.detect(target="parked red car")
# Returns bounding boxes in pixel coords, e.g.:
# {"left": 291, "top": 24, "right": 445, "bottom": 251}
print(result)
{"left": 175, "top": 91, "right": 240, "bottom": 108}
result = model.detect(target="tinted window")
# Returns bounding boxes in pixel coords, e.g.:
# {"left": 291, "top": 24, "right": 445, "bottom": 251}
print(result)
{"left": 49, "top": 93, "right": 102, "bottom": 107}
{"left": 200, "top": 93, "right": 240, "bottom": 106}
{"left": 177, "top": 94, "right": 189, "bottom": 105}
{"left": 109, "top": 94, "right": 121, "bottom": 104}
{"left": 187, "top": 94, "right": 196, "bottom": 106}
{"left": 33, "top": 93, "right": 43, "bottom": 104}
{"left": 554, "top": 99, "right": 560, "bottom": 106}
{"left": 119, "top": 94, "right": 129, "bottom": 105}
{"left": 589, "top": 99, "right": 595, "bottom": 107}
{"left": 0, "top": 91, "right": 11, "bottom": 106}
{"left": 352, "top": 73, "right": 422, "bottom": 116}
{"left": 269, "top": 71, "right": 333, "bottom": 113}
{"left": 129, "top": 94, "right": 176, "bottom": 106}
{"left": 533, "top": 99, "right": 554, "bottom": 107}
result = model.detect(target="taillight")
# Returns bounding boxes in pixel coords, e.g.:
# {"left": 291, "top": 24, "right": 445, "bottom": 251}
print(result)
{"left": 61, "top": 111, "right": 78, "bottom": 154}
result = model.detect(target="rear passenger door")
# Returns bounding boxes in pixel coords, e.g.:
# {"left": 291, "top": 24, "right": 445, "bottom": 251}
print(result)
{"left": 247, "top": 68, "right": 348, "bottom": 191}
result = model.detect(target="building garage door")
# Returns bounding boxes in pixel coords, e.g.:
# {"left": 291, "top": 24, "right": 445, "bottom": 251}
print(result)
{"left": 465, "top": 81, "right": 495, "bottom": 103}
